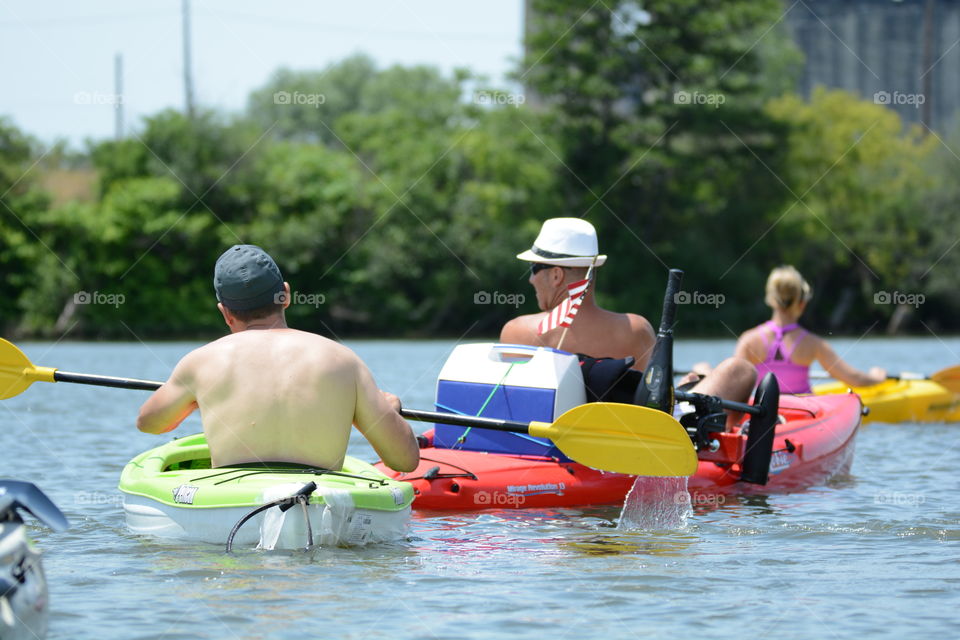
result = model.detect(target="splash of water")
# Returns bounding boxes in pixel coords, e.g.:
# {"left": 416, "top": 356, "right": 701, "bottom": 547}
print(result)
{"left": 617, "top": 476, "right": 692, "bottom": 530}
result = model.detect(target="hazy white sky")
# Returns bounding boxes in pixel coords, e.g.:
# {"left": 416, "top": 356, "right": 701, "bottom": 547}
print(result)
{"left": 0, "top": 1, "right": 524, "bottom": 145}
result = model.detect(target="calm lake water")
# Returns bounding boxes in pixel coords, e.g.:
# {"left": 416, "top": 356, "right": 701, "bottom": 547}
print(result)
{"left": 3, "top": 338, "right": 959, "bottom": 639}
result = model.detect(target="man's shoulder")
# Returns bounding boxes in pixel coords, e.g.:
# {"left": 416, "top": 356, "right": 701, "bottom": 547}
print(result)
{"left": 503, "top": 312, "right": 547, "bottom": 328}
{"left": 600, "top": 308, "right": 653, "bottom": 336}
{"left": 500, "top": 312, "right": 547, "bottom": 343}
{"left": 623, "top": 311, "right": 653, "bottom": 329}
{"left": 282, "top": 330, "right": 359, "bottom": 362}
{"left": 204, "top": 330, "right": 355, "bottom": 361}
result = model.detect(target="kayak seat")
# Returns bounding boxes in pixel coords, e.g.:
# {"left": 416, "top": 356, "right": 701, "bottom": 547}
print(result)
{"left": 166, "top": 457, "right": 211, "bottom": 471}
{"left": 577, "top": 355, "right": 643, "bottom": 403}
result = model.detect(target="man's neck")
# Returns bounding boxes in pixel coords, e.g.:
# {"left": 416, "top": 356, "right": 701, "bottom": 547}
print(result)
{"left": 577, "top": 291, "right": 599, "bottom": 311}
{"left": 235, "top": 316, "right": 288, "bottom": 332}
{"left": 546, "top": 288, "right": 599, "bottom": 314}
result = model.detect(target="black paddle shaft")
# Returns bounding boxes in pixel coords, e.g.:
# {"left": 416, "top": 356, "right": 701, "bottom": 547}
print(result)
{"left": 400, "top": 408, "right": 529, "bottom": 434}
{"left": 54, "top": 370, "right": 162, "bottom": 391}
{"left": 43, "top": 372, "right": 535, "bottom": 435}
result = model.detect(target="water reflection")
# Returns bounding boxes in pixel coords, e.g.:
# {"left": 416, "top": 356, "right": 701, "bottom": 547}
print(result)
{"left": 688, "top": 492, "right": 777, "bottom": 517}
{"left": 563, "top": 531, "right": 699, "bottom": 557}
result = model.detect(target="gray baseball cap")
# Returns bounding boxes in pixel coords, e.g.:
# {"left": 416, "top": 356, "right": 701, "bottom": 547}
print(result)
{"left": 213, "top": 244, "right": 284, "bottom": 311}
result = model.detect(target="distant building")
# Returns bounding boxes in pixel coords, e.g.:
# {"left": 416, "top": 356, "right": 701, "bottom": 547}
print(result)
{"left": 523, "top": 0, "right": 960, "bottom": 130}
{"left": 785, "top": 0, "right": 960, "bottom": 131}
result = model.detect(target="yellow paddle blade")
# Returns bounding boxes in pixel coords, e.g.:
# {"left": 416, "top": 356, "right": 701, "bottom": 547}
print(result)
{"left": 0, "top": 338, "right": 56, "bottom": 400}
{"left": 529, "top": 403, "right": 697, "bottom": 477}
{"left": 931, "top": 365, "right": 960, "bottom": 394}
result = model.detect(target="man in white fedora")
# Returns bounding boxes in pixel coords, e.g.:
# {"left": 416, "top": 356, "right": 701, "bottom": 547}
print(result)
{"left": 501, "top": 217, "right": 756, "bottom": 415}
{"left": 503, "top": 217, "right": 654, "bottom": 365}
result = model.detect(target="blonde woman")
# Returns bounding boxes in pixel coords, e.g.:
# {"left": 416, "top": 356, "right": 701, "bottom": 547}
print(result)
{"left": 734, "top": 266, "right": 886, "bottom": 394}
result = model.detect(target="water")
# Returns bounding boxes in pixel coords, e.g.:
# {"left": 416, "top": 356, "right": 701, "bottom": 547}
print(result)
{"left": 619, "top": 477, "right": 691, "bottom": 530}
{"left": 3, "top": 337, "right": 959, "bottom": 639}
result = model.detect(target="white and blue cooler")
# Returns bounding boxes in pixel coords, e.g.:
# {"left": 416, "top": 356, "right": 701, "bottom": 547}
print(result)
{"left": 433, "top": 343, "right": 586, "bottom": 458}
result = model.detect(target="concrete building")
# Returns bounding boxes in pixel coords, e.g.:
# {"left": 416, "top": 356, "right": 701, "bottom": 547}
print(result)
{"left": 785, "top": 0, "right": 960, "bottom": 131}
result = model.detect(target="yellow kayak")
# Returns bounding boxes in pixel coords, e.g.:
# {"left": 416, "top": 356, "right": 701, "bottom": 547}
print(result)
{"left": 813, "top": 378, "right": 960, "bottom": 424}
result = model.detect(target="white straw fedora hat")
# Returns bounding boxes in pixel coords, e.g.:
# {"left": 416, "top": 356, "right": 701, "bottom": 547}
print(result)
{"left": 517, "top": 218, "right": 607, "bottom": 267}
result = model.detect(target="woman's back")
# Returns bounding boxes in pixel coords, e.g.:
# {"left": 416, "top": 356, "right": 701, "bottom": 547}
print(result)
{"left": 735, "top": 265, "right": 885, "bottom": 392}
{"left": 738, "top": 321, "right": 820, "bottom": 394}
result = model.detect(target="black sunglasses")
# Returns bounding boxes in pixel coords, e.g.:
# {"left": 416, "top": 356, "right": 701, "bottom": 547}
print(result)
{"left": 530, "top": 263, "right": 567, "bottom": 276}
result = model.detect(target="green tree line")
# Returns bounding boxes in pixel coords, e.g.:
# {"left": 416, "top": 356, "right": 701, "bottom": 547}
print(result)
{"left": 1, "top": 0, "right": 958, "bottom": 340}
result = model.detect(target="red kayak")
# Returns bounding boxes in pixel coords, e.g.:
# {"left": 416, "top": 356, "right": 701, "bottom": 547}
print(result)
{"left": 375, "top": 393, "right": 863, "bottom": 510}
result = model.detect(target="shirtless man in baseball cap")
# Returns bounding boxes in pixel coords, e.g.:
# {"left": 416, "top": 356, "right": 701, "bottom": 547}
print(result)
{"left": 136, "top": 244, "right": 419, "bottom": 472}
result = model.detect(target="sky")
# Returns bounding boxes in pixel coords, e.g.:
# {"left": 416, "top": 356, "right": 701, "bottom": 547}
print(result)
{"left": 0, "top": 1, "right": 524, "bottom": 146}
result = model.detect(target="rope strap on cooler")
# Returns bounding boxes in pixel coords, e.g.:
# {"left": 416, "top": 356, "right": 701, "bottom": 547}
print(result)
{"left": 453, "top": 362, "right": 515, "bottom": 448}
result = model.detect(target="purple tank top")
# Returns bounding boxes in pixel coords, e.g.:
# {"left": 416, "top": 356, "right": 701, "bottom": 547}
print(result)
{"left": 756, "top": 321, "right": 812, "bottom": 394}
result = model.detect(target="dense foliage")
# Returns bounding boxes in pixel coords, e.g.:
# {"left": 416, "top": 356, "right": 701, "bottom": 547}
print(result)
{"left": 1, "top": 1, "right": 957, "bottom": 340}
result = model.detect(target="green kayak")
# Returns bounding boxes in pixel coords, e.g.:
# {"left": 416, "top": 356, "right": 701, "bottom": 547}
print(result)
{"left": 119, "top": 433, "right": 414, "bottom": 550}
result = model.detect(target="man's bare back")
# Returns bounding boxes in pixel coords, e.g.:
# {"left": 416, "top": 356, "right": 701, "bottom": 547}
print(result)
{"left": 501, "top": 305, "right": 655, "bottom": 369}
{"left": 138, "top": 328, "right": 417, "bottom": 471}
{"left": 136, "top": 244, "right": 418, "bottom": 472}
{"left": 191, "top": 330, "right": 357, "bottom": 469}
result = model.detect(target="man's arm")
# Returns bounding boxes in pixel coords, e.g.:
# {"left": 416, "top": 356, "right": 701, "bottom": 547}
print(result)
{"left": 137, "top": 356, "right": 199, "bottom": 434}
{"left": 352, "top": 360, "right": 419, "bottom": 472}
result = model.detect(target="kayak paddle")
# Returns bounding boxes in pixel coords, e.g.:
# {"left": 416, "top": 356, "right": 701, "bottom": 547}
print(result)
{"left": 677, "top": 364, "right": 960, "bottom": 394}
{"left": 403, "top": 406, "right": 696, "bottom": 477}
{"left": 808, "top": 365, "right": 960, "bottom": 392}
{"left": 0, "top": 338, "right": 697, "bottom": 477}
{"left": 0, "top": 338, "right": 161, "bottom": 400}
{"left": 929, "top": 365, "right": 960, "bottom": 393}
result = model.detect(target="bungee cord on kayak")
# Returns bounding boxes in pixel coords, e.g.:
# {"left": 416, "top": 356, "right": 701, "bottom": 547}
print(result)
{"left": 225, "top": 482, "right": 318, "bottom": 553}
{"left": 451, "top": 360, "right": 516, "bottom": 449}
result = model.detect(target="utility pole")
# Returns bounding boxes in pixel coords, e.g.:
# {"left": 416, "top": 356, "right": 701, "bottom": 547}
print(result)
{"left": 114, "top": 52, "right": 123, "bottom": 140}
{"left": 182, "top": 0, "right": 195, "bottom": 120}
{"left": 921, "top": 0, "right": 934, "bottom": 132}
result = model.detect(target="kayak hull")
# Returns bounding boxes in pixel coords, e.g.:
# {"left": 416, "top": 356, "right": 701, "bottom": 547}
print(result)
{"left": 376, "top": 394, "right": 862, "bottom": 510}
{"left": 814, "top": 378, "right": 960, "bottom": 424}
{"left": 119, "top": 434, "right": 414, "bottom": 549}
